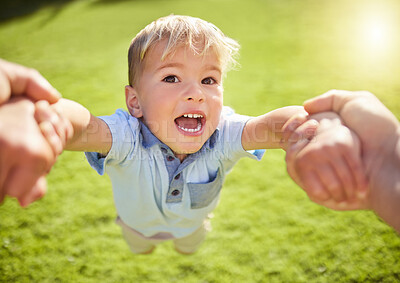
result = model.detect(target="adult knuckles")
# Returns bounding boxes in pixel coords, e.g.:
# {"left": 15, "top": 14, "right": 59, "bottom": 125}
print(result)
{"left": 308, "top": 190, "right": 330, "bottom": 202}
{"left": 19, "top": 140, "right": 54, "bottom": 173}
{"left": 296, "top": 149, "right": 321, "bottom": 168}
{"left": 26, "top": 68, "right": 42, "bottom": 81}
{"left": 356, "top": 90, "right": 374, "bottom": 99}
{"left": 326, "top": 141, "right": 349, "bottom": 155}
{"left": 34, "top": 185, "right": 47, "bottom": 201}
{"left": 326, "top": 181, "right": 341, "bottom": 193}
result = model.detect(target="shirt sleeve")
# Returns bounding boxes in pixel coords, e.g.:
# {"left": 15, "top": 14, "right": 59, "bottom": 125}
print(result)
{"left": 219, "top": 106, "right": 265, "bottom": 163}
{"left": 85, "top": 109, "right": 139, "bottom": 175}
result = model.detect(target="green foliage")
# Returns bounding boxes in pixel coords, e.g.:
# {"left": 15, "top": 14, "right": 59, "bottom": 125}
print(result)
{"left": 1, "top": 0, "right": 400, "bottom": 282}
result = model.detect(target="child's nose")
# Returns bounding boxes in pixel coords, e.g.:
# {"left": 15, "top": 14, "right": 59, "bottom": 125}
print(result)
{"left": 183, "top": 82, "right": 206, "bottom": 103}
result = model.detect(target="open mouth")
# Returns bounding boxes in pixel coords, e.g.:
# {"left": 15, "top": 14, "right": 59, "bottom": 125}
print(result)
{"left": 174, "top": 113, "right": 206, "bottom": 135}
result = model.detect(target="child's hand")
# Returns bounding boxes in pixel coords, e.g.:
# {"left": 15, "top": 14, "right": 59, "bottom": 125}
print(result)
{"left": 283, "top": 112, "right": 370, "bottom": 210}
{"left": 34, "top": 100, "right": 73, "bottom": 158}
{"left": 279, "top": 113, "right": 319, "bottom": 151}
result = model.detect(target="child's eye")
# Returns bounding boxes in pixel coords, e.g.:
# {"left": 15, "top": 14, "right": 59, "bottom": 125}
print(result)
{"left": 202, "top": 77, "right": 217, "bottom": 85}
{"left": 163, "top": 75, "right": 179, "bottom": 83}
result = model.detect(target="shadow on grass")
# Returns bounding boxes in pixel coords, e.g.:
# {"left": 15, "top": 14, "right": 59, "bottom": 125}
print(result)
{"left": 92, "top": 0, "right": 141, "bottom": 4}
{"left": 0, "top": 0, "right": 143, "bottom": 23}
{"left": 0, "top": 0, "right": 75, "bottom": 23}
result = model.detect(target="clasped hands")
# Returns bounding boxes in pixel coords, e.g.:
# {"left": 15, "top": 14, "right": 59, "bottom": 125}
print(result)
{"left": 283, "top": 89, "right": 400, "bottom": 218}
{"left": 0, "top": 60, "right": 73, "bottom": 207}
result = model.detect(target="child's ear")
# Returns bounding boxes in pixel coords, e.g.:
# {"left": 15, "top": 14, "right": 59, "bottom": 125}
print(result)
{"left": 125, "top": 85, "right": 143, "bottom": 118}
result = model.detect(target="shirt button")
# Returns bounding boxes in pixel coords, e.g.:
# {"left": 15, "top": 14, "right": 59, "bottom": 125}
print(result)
{"left": 171, "top": 190, "right": 180, "bottom": 196}
{"left": 167, "top": 156, "right": 175, "bottom": 161}
{"left": 174, "top": 173, "right": 181, "bottom": 180}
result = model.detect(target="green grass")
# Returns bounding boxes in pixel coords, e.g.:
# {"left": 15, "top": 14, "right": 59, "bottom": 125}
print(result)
{"left": 1, "top": 0, "right": 400, "bottom": 282}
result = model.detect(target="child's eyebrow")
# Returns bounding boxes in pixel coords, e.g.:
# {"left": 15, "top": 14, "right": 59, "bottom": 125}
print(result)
{"left": 155, "top": 62, "right": 184, "bottom": 72}
{"left": 203, "top": 64, "right": 222, "bottom": 75}
{"left": 155, "top": 62, "right": 221, "bottom": 75}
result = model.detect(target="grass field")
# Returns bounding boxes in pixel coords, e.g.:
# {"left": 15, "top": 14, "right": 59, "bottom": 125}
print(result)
{"left": 1, "top": 0, "right": 400, "bottom": 282}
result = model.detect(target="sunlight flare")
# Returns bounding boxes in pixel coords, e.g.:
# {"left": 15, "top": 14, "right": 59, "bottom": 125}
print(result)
{"left": 363, "top": 19, "right": 391, "bottom": 51}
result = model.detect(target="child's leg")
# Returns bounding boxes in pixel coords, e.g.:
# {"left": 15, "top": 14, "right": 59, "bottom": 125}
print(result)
{"left": 173, "top": 219, "right": 211, "bottom": 254}
{"left": 116, "top": 217, "right": 162, "bottom": 254}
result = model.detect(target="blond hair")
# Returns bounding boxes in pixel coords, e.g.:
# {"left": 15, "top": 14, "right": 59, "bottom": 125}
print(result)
{"left": 128, "top": 15, "right": 240, "bottom": 86}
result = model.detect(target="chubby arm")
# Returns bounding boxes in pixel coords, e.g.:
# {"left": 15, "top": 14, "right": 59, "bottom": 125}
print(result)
{"left": 241, "top": 106, "right": 311, "bottom": 150}
{"left": 48, "top": 98, "right": 112, "bottom": 154}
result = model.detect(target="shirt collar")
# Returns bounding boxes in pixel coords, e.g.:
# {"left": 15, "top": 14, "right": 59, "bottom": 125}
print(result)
{"left": 139, "top": 119, "right": 219, "bottom": 151}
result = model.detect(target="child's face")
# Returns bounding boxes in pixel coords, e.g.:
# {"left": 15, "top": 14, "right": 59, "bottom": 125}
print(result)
{"left": 126, "top": 39, "right": 224, "bottom": 159}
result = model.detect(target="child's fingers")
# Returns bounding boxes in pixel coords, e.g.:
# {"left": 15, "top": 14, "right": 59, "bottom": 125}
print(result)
{"left": 36, "top": 100, "right": 72, "bottom": 148}
{"left": 35, "top": 100, "right": 65, "bottom": 144}
{"left": 281, "top": 113, "right": 309, "bottom": 148}
{"left": 34, "top": 100, "right": 51, "bottom": 121}
{"left": 36, "top": 103, "right": 66, "bottom": 145}
{"left": 39, "top": 121, "right": 63, "bottom": 156}
{"left": 53, "top": 106, "right": 73, "bottom": 145}
{"left": 281, "top": 118, "right": 318, "bottom": 150}
{"left": 292, "top": 119, "right": 318, "bottom": 142}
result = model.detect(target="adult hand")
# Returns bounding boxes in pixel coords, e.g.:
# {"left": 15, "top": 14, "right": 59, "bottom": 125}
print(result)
{"left": 284, "top": 111, "right": 369, "bottom": 210}
{"left": 304, "top": 90, "right": 399, "bottom": 156}
{"left": 288, "top": 90, "right": 400, "bottom": 232}
{"left": 0, "top": 98, "right": 57, "bottom": 206}
{"left": 0, "top": 59, "right": 69, "bottom": 207}
{"left": 0, "top": 59, "right": 61, "bottom": 105}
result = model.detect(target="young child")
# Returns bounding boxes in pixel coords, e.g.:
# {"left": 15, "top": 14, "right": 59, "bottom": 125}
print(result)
{"left": 34, "top": 15, "right": 367, "bottom": 254}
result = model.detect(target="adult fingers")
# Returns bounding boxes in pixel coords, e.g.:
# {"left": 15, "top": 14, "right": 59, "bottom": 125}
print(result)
{"left": 311, "top": 197, "right": 369, "bottom": 211}
{"left": 303, "top": 90, "right": 354, "bottom": 115}
{"left": 0, "top": 158, "right": 11, "bottom": 204}
{"left": 343, "top": 149, "right": 369, "bottom": 199}
{"left": 286, "top": 138, "right": 331, "bottom": 201}
{"left": 18, "top": 176, "right": 47, "bottom": 207}
{"left": 0, "top": 65, "right": 12, "bottom": 104}
{"left": 329, "top": 154, "right": 356, "bottom": 201}
{"left": 301, "top": 171, "right": 331, "bottom": 201}
{"left": 0, "top": 59, "right": 61, "bottom": 104}
{"left": 316, "top": 163, "right": 347, "bottom": 203}
{"left": 3, "top": 166, "right": 41, "bottom": 207}
{"left": 285, "top": 138, "right": 312, "bottom": 168}
{"left": 23, "top": 70, "right": 61, "bottom": 103}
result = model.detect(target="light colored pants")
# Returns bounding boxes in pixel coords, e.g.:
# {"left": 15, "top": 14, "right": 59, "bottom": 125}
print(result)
{"left": 117, "top": 218, "right": 211, "bottom": 254}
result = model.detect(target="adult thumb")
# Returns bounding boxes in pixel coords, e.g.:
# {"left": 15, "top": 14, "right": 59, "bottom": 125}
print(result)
{"left": 304, "top": 90, "right": 353, "bottom": 115}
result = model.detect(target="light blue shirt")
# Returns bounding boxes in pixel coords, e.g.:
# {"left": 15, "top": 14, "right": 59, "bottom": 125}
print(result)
{"left": 85, "top": 107, "right": 265, "bottom": 238}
